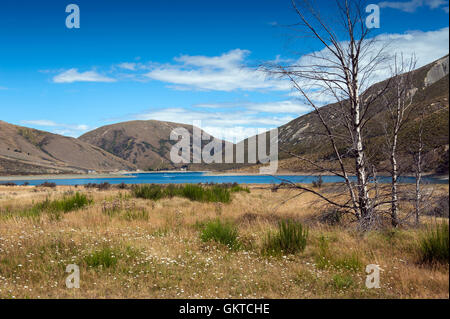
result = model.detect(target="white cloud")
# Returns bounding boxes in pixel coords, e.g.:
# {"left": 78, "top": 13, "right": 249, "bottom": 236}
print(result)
{"left": 376, "top": 27, "right": 449, "bottom": 67}
{"left": 125, "top": 106, "right": 294, "bottom": 142}
{"left": 21, "top": 120, "right": 90, "bottom": 137}
{"left": 53, "top": 69, "right": 116, "bottom": 83}
{"left": 379, "top": 0, "right": 449, "bottom": 12}
{"left": 139, "top": 27, "right": 448, "bottom": 94}
{"left": 143, "top": 49, "right": 291, "bottom": 92}
{"left": 195, "top": 100, "right": 312, "bottom": 114}
{"left": 116, "top": 62, "right": 137, "bottom": 71}
{"left": 287, "top": 27, "right": 449, "bottom": 99}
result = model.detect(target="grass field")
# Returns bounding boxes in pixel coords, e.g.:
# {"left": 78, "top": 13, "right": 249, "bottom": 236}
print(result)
{"left": 0, "top": 183, "right": 448, "bottom": 299}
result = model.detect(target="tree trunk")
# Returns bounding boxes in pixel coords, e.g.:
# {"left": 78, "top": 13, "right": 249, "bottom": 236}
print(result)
{"left": 390, "top": 137, "right": 399, "bottom": 227}
{"left": 415, "top": 149, "right": 422, "bottom": 225}
{"left": 353, "top": 82, "right": 370, "bottom": 220}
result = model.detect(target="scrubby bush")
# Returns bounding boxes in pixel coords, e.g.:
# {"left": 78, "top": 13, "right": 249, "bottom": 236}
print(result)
{"left": 37, "top": 192, "right": 92, "bottom": 213}
{"left": 0, "top": 182, "right": 16, "bottom": 186}
{"left": 84, "top": 182, "right": 111, "bottom": 190}
{"left": 131, "top": 184, "right": 164, "bottom": 200}
{"left": 182, "top": 184, "right": 231, "bottom": 203}
{"left": 131, "top": 183, "right": 247, "bottom": 203}
{"left": 84, "top": 247, "right": 118, "bottom": 268}
{"left": 200, "top": 219, "right": 240, "bottom": 249}
{"left": 263, "top": 220, "right": 308, "bottom": 255}
{"left": 38, "top": 182, "right": 56, "bottom": 188}
{"left": 116, "top": 182, "right": 128, "bottom": 190}
{"left": 419, "top": 222, "right": 449, "bottom": 264}
{"left": 331, "top": 274, "right": 354, "bottom": 290}
{"left": 312, "top": 176, "right": 323, "bottom": 188}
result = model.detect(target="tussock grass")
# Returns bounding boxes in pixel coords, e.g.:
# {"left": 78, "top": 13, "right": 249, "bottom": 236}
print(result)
{"left": 0, "top": 184, "right": 448, "bottom": 298}
{"left": 331, "top": 274, "right": 354, "bottom": 290}
{"left": 0, "top": 192, "right": 91, "bottom": 220}
{"left": 37, "top": 192, "right": 92, "bottom": 213}
{"left": 315, "top": 235, "right": 363, "bottom": 272}
{"left": 84, "top": 247, "right": 119, "bottom": 269}
{"left": 131, "top": 184, "right": 249, "bottom": 203}
{"left": 262, "top": 220, "right": 308, "bottom": 256}
{"left": 419, "top": 222, "right": 449, "bottom": 264}
{"left": 200, "top": 219, "right": 240, "bottom": 249}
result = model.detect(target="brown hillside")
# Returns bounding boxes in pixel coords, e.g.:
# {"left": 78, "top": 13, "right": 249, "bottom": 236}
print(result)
{"left": 0, "top": 121, "right": 136, "bottom": 175}
{"left": 79, "top": 120, "right": 233, "bottom": 171}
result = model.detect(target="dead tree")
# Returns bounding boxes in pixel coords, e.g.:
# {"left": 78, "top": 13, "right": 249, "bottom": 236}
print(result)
{"left": 381, "top": 54, "right": 417, "bottom": 227}
{"left": 263, "top": 0, "right": 391, "bottom": 228}
{"left": 413, "top": 111, "right": 425, "bottom": 225}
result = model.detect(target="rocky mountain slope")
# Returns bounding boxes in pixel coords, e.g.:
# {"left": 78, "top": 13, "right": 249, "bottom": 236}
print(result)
{"left": 79, "top": 120, "right": 233, "bottom": 171}
{"left": 0, "top": 121, "right": 136, "bottom": 175}
{"left": 241, "top": 55, "right": 449, "bottom": 174}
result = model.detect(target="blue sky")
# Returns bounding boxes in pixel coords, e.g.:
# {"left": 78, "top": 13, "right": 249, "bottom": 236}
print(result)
{"left": 0, "top": 0, "right": 449, "bottom": 142}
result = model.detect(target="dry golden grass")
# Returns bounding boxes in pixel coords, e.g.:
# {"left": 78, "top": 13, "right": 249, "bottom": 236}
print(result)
{"left": 0, "top": 184, "right": 448, "bottom": 299}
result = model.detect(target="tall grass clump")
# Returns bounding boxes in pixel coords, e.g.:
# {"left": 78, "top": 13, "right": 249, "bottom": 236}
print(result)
{"left": 131, "top": 184, "right": 164, "bottom": 200}
{"left": 132, "top": 184, "right": 236, "bottom": 203}
{"left": 200, "top": 219, "right": 240, "bottom": 249}
{"left": 0, "top": 193, "right": 91, "bottom": 220}
{"left": 419, "top": 222, "right": 449, "bottom": 264}
{"left": 84, "top": 247, "right": 119, "bottom": 268}
{"left": 183, "top": 184, "right": 231, "bottom": 203}
{"left": 37, "top": 192, "right": 92, "bottom": 213}
{"left": 263, "top": 220, "right": 308, "bottom": 256}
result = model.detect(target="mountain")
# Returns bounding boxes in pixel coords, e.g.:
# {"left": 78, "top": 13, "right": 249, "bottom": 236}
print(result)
{"left": 0, "top": 121, "right": 136, "bottom": 175}
{"left": 79, "top": 120, "right": 234, "bottom": 171}
{"left": 240, "top": 55, "right": 449, "bottom": 174}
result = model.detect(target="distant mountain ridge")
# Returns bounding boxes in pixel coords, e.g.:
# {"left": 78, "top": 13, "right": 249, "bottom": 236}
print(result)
{"left": 0, "top": 121, "right": 135, "bottom": 175}
{"left": 79, "top": 120, "right": 233, "bottom": 171}
{"left": 1, "top": 56, "right": 448, "bottom": 176}
{"left": 239, "top": 55, "right": 449, "bottom": 174}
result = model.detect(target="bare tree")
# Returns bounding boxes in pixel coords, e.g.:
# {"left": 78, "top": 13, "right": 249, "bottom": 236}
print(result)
{"left": 381, "top": 54, "right": 417, "bottom": 227}
{"left": 263, "top": 0, "right": 391, "bottom": 228}
{"left": 413, "top": 111, "right": 425, "bottom": 225}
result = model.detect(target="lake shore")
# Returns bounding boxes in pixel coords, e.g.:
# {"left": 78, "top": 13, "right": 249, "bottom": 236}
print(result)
{"left": 1, "top": 170, "right": 448, "bottom": 182}
{"left": 0, "top": 184, "right": 448, "bottom": 298}
{"left": 0, "top": 172, "right": 133, "bottom": 181}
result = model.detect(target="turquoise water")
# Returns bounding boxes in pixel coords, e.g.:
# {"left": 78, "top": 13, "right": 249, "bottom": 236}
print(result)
{"left": 3, "top": 172, "right": 447, "bottom": 186}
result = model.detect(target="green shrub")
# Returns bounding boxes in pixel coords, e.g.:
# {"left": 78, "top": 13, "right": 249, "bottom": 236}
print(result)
{"left": 131, "top": 184, "right": 164, "bottom": 200}
{"left": 419, "top": 222, "right": 449, "bottom": 264}
{"left": 200, "top": 219, "right": 240, "bottom": 249}
{"left": 331, "top": 274, "right": 354, "bottom": 290}
{"left": 37, "top": 192, "right": 92, "bottom": 213}
{"left": 315, "top": 235, "right": 331, "bottom": 269}
{"left": 229, "top": 184, "right": 250, "bottom": 193}
{"left": 0, "top": 206, "right": 42, "bottom": 219}
{"left": 84, "top": 247, "right": 118, "bottom": 268}
{"left": 132, "top": 184, "right": 235, "bottom": 203}
{"left": 122, "top": 209, "right": 149, "bottom": 221}
{"left": 333, "top": 252, "right": 363, "bottom": 272}
{"left": 263, "top": 220, "right": 308, "bottom": 255}
{"left": 0, "top": 193, "right": 91, "bottom": 220}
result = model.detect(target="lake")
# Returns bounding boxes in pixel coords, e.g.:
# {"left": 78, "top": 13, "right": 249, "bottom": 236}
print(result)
{"left": 2, "top": 172, "right": 447, "bottom": 186}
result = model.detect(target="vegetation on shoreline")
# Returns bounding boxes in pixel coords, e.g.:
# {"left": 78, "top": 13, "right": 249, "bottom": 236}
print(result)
{"left": 131, "top": 183, "right": 249, "bottom": 203}
{"left": 0, "top": 185, "right": 448, "bottom": 298}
